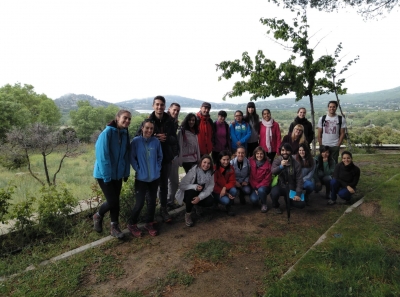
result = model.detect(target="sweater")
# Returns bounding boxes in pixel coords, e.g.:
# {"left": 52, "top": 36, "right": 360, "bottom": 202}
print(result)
{"left": 177, "top": 129, "right": 200, "bottom": 166}
{"left": 333, "top": 162, "right": 360, "bottom": 188}
{"left": 249, "top": 157, "right": 272, "bottom": 189}
{"left": 259, "top": 121, "right": 282, "bottom": 153}
{"left": 230, "top": 157, "right": 250, "bottom": 184}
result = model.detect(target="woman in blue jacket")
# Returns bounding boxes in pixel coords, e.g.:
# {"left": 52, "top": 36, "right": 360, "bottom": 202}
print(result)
{"left": 93, "top": 110, "right": 131, "bottom": 239}
{"left": 127, "top": 119, "right": 163, "bottom": 237}
{"left": 230, "top": 110, "right": 251, "bottom": 152}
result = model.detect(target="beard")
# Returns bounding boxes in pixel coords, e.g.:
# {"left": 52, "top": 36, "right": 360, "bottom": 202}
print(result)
{"left": 282, "top": 153, "right": 290, "bottom": 160}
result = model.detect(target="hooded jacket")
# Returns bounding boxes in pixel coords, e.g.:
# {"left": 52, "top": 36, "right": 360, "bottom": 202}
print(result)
{"left": 93, "top": 122, "right": 130, "bottom": 182}
{"left": 230, "top": 121, "right": 251, "bottom": 151}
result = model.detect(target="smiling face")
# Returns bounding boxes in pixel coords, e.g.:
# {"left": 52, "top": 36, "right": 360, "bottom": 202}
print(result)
{"left": 280, "top": 148, "right": 291, "bottom": 160}
{"left": 342, "top": 153, "right": 352, "bottom": 166}
{"left": 116, "top": 112, "right": 131, "bottom": 129}
{"left": 297, "top": 108, "right": 306, "bottom": 119}
{"left": 236, "top": 148, "right": 245, "bottom": 161}
{"left": 298, "top": 147, "right": 306, "bottom": 158}
{"left": 328, "top": 103, "right": 337, "bottom": 116}
{"left": 255, "top": 150, "right": 264, "bottom": 161}
{"left": 142, "top": 121, "right": 154, "bottom": 138}
{"left": 234, "top": 112, "right": 243, "bottom": 123}
{"left": 188, "top": 116, "right": 196, "bottom": 128}
{"left": 217, "top": 115, "right": 225, "bottom": 123}
{"left": 220, "top": 155, "right": 230, "bottom": 168}
{"left": 262, "top": 110, "right": 271, "bottom": 121}
{"left": 200, "top": 106, "right": 210, "bottom": 116}
{"left": 168, "top": 105, "right": 180, "bottom": 119}
{"left": 321, "top": 150, "right": 330, "bottom": 159}
{"left": 153, "top": 99, "right": 165, "bottom": 117}
{"left": 201, "top": 157, "right": 211, "bottom": 171}
{"left": 294, "top": 127, "right": 303, "bottom": 138}
{"left": 247, "top": 107, "right": 255, "bottom": 114}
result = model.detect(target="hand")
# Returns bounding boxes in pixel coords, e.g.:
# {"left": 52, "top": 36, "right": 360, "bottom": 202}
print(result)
{"left": 347, "top": 186, "right": 355, "bottom": 194}
{"left": 196, "top": 185, "right": 203, "bottom": 191}
{"left": 220, "top": 188, "right": 226, "bottom": 197}
{"left": 293, "top": 195, "right": 301, "bottom": 201}
{"left": 156, "top": 133, "right": 167, "bottom": 142}
{"left": 236, "top": 141, "right": 241, "bottom": 147}
{"left": 281, "top": 159, "right": 289, "bottom": 167}
{"left": 235, "top": 181, "right": 241, "bottom": 188}
{"left": 123, "top": 177, "right": 128, "bottom": 182}
{"left": 228, "top": 193, "right": 235, "bottom": 200}
{"left": 242, "top": 181, "right": 248, "bottom": 186}
{"left": 191, "top": 197, "right": 200, "bottom": 204}
{"left": 255, "top": 190, "right": 258, "bottom": 196}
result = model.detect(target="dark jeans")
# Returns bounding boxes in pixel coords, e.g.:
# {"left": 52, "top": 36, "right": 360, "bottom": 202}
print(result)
{"left": 184, "top": 189, "right": 214, "bottom": 213}
{"left": 330, "top": 178, "right": 354, "bottom": 201}
{"left": 315, "top": 175, "right": 332, "bottom": 198}
{"left": 97, "top": 178, "right": 123, "bottom": 222}
{"left": 266, "top": 152, "right": 276, "bottom": 164}
{"left": 247, "top": 142, "right": 259, "bottom": 158}
{"left": 270, "top": 186, "right": 306, "bottom": 209}
{"left": 158, "top": 162, "right": 172, "bottom": 207}
{"left": 182, "top": 162, "right": 197, "bottom": 173}
{"left": 129, "top": 178, "right": 159, "bottom": 224}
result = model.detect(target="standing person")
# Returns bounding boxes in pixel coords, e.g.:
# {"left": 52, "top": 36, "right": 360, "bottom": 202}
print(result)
{"left": 270, "top": 143, "right": 306, "bottom": 214}
{"left": 137, "top": 96, "right": 179, "bottom": 223}
{"left": 175, "top": 155, "right": 215, "bottom": 227}
{"left": 230, "top": 146, "right": 251, "bottom": 205}
{"left": 248, "top": 146, "right": 272, "bottom": 212}
{"left": 243, "top": 102, "right": 260, "bottom": 157}
{"left": 314, "top": 146, "right": 335, "bottom": 200}
{"left": 196, "top": 102, "right": 213, "bottom": 156}
{"left": 211, "top": 110, "right": 230, "bottom": 165}
{"left": 213, "top": 150, "right": 237, "bottom": 216}
{"left": 230, "top": 110, "right": 251, "bottom": 153}
{"left": 167, "top": 103, "right": 181, "bottom": 209}
{"left": 317, "top": 101, "right": 347, "bottom": 164}
{"left": 295, "top": 143, "right": 316, "bottom": 204}
{"left": 177, "top": 113, "right": 200, "bottom": 173}
{"left": 282, "top": 124, "right": 307, "bottom": 156}
{"left": 259, "top": 109, "right": 282, "bottom": 163}
{"left": 128, "top": 120, "right": 163, "bottom": 237}
{"left": 288, "top": 107, "right": 314, "bottom": 146}
{"left": 328, "top": 151, "right": 360, "bottom": 205}
{"left": 93, "top": 110, "right": 131, "bottom": 239}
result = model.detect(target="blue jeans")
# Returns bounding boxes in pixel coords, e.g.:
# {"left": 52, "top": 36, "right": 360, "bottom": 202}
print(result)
{"left": 330, "top": 178, "right": 354, "bottom": 201}
{"left": 250, "top": 186, "right": 271, "bottom": 205}
{"left": 303, "top": 180, "right": 315, "bottom": 195}
{"left": 231, "top": 185, "right": 252, "bottom": 197}
{"left": 213, "top": 188, "right": 236, "bottom": 206}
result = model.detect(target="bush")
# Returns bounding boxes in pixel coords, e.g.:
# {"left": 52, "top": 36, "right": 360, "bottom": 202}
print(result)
{"left": 0, "top": 185, "right": 15, "bottom": 224}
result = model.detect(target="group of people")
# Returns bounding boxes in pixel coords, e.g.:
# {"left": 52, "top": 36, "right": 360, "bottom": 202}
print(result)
{"left": 92, "top": 97, "right": 360, "bottom": 239}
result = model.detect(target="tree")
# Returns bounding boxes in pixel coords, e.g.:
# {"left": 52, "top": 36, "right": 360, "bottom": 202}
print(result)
{"left": 0, "top": 83, "right": 61, "bottom": 139}
{"left": 271, "top": 0, "right": 399, "bottom": 18}
{"left": 216, "top": 11, "right": 358, "bottom": 154}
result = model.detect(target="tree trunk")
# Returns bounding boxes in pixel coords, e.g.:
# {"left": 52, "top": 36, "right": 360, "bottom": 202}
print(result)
{"left": 308, "top": 94, "right": 316, "bottom": 156}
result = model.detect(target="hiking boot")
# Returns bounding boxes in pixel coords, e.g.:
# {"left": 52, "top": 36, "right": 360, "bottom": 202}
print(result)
{"left": 127, "top": 223, "right": 143, "bottom": 238}
{"left": 160, "top": 206, "right": 172, "bottom": 223}
{"left": 194, "top": 205, "right": 203, "bottom": 217}
{"left": 226, "top": 205, "right": 235, "bottom": 216}
{"left": 185, "top": 212, "right": 193, "bottom": 227}
{"left": 93, "top": 212, "right": 103, "bottom": 233}
{"left": 110, "top": 223, "right": 124, "bottom": 239}
{"left": 327, "top": 199, "right": 336, "bottom": 205}
{"left": 274, "top": 208, "right": 282, "bottom": 214}
{"left": 144, "top": 222, "right": 158, "bottom": 236}
{"left": 261, "top": 204, "right": 268, "bottom": 213}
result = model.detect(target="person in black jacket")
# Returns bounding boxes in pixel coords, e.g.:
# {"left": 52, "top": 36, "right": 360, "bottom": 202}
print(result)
{"left": 328, "top": 151, "right": 360, "bottom": 205}
{"left": 288, "top": 107, "right": 314, "bottom": 146}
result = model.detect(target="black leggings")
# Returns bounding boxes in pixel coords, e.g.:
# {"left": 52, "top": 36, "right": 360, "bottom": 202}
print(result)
{"left": 184, "top": 189, "right": 214, "bottom": 213}
{"left": 97, "top": 178, "right": 123, "bottom": 222}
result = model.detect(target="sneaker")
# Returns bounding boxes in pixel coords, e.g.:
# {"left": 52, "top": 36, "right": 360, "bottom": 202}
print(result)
{"left": 160, "top": 206, "right": 172, "bottom": 223}
{"left": 185, "top": 212, "right": 193, "bottom": 227}
{"left": 127, "top": 224, "right": 143, "bottom": 238}
{"left": 144, "top": 222, "right": 158, "bottom": 236}
{"left": 93, "top": 212, "right": 103, "bottom": 233}
{"left": 274, "top": 208, "right": 282, "bottom": 214}
{"left": 194, "top": 205, "right": 203, "bottom": 217}
{"left": 110, "top": 223, "right": 124, "bottom": 239}
{"left": 226, "top": 205, "right": 235, "bottom": 216}
{"left": 261, "top": 204, "right": 268, "bottom": 213}
{"left": 327, "top": 199, "right": 336, "bottom": 205}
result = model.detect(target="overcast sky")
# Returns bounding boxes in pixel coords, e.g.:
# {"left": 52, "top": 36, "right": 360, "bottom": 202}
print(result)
{"left": 1, "top": 0, "right": 399, "bottom": 104}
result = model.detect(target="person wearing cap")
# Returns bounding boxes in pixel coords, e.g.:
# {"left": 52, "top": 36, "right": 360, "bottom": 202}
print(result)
{"left": 196, "top": 102, "right": 214, "bottom": 156}
{"left": 211, "top": 110, "right": 231, "bottom": 165}
{"left": 243, "top": 102, "right": 260, "bottom": 157}
{"left": 328, "top": 151, "right": 360, "bottom": 205}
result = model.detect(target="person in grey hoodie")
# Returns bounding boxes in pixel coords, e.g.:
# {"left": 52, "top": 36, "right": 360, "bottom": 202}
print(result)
{"left": 230, "top": 146, "right": 251, "bottom": 204}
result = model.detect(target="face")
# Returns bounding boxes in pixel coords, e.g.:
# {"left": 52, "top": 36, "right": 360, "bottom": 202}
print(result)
{"left": 281, "top": 148, "right": 291, "bottom": 160}
{"left": 142, "top": 122, "right": 154, "bottom": 138}
{"left": 321, "top": 150, "right": 330, "bottom": 159}
{"left": 200, "top": 106, "right": 210, "bottom": 116}
{"left": 297, "top": 108, "right": 306, "bottom": 119}
{"left": 217, "top": 115, "right": 225, "bottom": 123}
{"left": 153, "top": 99, "right": 166, "bottom": 116}
{"left": 255, "top": 150, "right": 264, "bottom": 161}
{"left": 294, "top": 127, "right": 303, "bottom": 138}
{"left": 200, "top": 158, "right": 211, "bottom": 171}
{"left": 247, "top": 107, "right": 254, "bottom": 114}
{"left": 188, "top": 116, "right": 196, "bottom": 128}
{"left": 298, "top": 147, "right": 306, "bottom": 158}
{"left": 234, "top": 112, "right": 243, "bottom": 123}
{"left": 168, "top": 105, "right": 180, "bottom": 119}
{"left": 342, "top": 154, "right": 352, "bottom": 166}
{"left": 262, "top": 110, "right": 271, "bottom": 121}
{"left": 220, "top": 155, "right": 230, "bottom": 167}
{"left": 236, "top": 148, "right": 245, "bottom": 161}
{"left": 116, "top": 112, "right": 131, "bottom": 129}
{"left": 328, "top": 103, "right": 337, "bottom": 115}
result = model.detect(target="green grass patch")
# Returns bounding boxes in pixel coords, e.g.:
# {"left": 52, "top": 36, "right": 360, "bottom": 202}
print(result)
{"left": 187, "top": 239, "right": 232, "bottom": 263}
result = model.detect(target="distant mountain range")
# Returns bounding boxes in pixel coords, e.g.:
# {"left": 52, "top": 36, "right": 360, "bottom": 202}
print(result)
{"left": 54, "top": 86, "right": 400, "bottom": 116}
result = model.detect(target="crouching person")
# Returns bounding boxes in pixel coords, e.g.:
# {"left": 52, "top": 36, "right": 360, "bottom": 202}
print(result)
{"left": 175, "top": 155, "right": 215, "bottom": 227}
{"left": 271, "top": 143, "right": 306, "bottom": 214}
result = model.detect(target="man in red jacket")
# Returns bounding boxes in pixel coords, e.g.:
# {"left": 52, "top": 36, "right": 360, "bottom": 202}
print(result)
{"left": 196, "top": 102, "right": 213, "bottom": 156}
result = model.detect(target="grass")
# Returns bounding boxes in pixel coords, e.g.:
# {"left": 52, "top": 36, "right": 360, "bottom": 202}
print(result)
{"left": 187, "top": 239, "right": 232, "bottom": 263}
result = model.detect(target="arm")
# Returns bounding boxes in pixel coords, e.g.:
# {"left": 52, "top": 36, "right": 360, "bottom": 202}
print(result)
{"left": 240, "top": 124, "right": 252, "bottom": 144}
{"left": 96, "top": 130, "right": 112, "bottom": 182}
{"left": 179, "top": 167, "right": 198, "bottom": 191}
{"left": 225, "top": 169, "right": 237, "bottom": 190}
{"left": 130, "top": 138, "right": 139, "bottom": 172}
{"left": 230, "top": 124, "right": 239, "bottom": 144}
{"left": 317, "top": 128, "right": 323, "bottom": 146}
{"left": 303, "top": 160, "right": 316, "bottom": 182}
{"left": 199, "top": 175, "right": 215, "bottom": 200}
{"left": 274, "top": 123, "right": 282, "bottom": 154}
{"left": 177, "top": 130, "right": 183, "bottom": 166}
{"left": 156, "top": 139, "right": 163, "bottom": 171}
{"left": 338, "top": 128, "right": 345, "bottom": 146}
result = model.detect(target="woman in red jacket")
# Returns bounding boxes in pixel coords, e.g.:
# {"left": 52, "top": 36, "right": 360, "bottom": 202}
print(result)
{"left": 213, "top": 150, "right": 236, "bottom": 216}
{"left": 249, "top": 146, "right": 272, "bottom": 213}
{"left": 259, "top": 109, "right": 281, "bottom": 163}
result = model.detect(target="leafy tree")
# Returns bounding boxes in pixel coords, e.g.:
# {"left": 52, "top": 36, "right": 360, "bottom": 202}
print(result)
{"left": 217, "top": 11, "right": 357, "bottom": 154}
{"left": 0, "top": 83, "right": 61, "bottom": 139}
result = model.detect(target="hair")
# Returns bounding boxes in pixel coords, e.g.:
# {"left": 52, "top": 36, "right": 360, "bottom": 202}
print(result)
{"left": 141, "top": 118, "right": 155, "bottom": 127}
{"left": 262, "top": 108, "right": 271, "bottom": 115}
{"left": 115, "top": 109, "right": 131, "bottom": 120}
{"left": 234, "top": 110, "right": 243, "bottom": 116}
{"left": 279, "top": 142, "right": 293, "bottom": 153}
{"left": 153, "top": 95, "right": 166, "bottom": 105}
{"left": 341, "top": 150, "right": 353, "bottom": 159}
{"left": 317, "top": 145, "right": 335, "bottom": 171}
{"left": 252, "top": 146, "right": 267, "bottom": 161}
{"left": 296, "top": 143, "right": 314, "bottom": 168}
{"left": 297, "top": 107, "right": 306, "bottom": 113}
{"left": 197, "top": 154, "right": 214, "bottom": 172}
{"left": 291, "top": 124, "right": 306, "bottom": 144}
{"left": 244, "top": 103, "right": 260, "bottom": 132}
{"left": 235, "top": 146, "right": 246, "bottom": 155}
{"left": 327, "top": 100, "right": 338, "bottom": 107}
{"left": 218, "top": 110, "right": 227, "bottom": 118}
{"left": 216, "top": 149, "right": 232, "bottom": 169}
{"left": 181, "top": 113, "right": 199, "bottom": 134}
{"left": 169, "top": 102, "right": 180, "bottom": 108}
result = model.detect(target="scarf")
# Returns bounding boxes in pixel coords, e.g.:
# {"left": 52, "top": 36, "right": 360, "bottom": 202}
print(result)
{"left": 256, "top": 159, "right": 265, "bottom": 168}
{"left": 261, "top": 118, "right": 274, "bottom": 152}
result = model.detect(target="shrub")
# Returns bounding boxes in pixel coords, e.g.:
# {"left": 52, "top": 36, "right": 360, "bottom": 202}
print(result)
{"left": 0, "top": 185, "right": 15, "bottom": 224}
